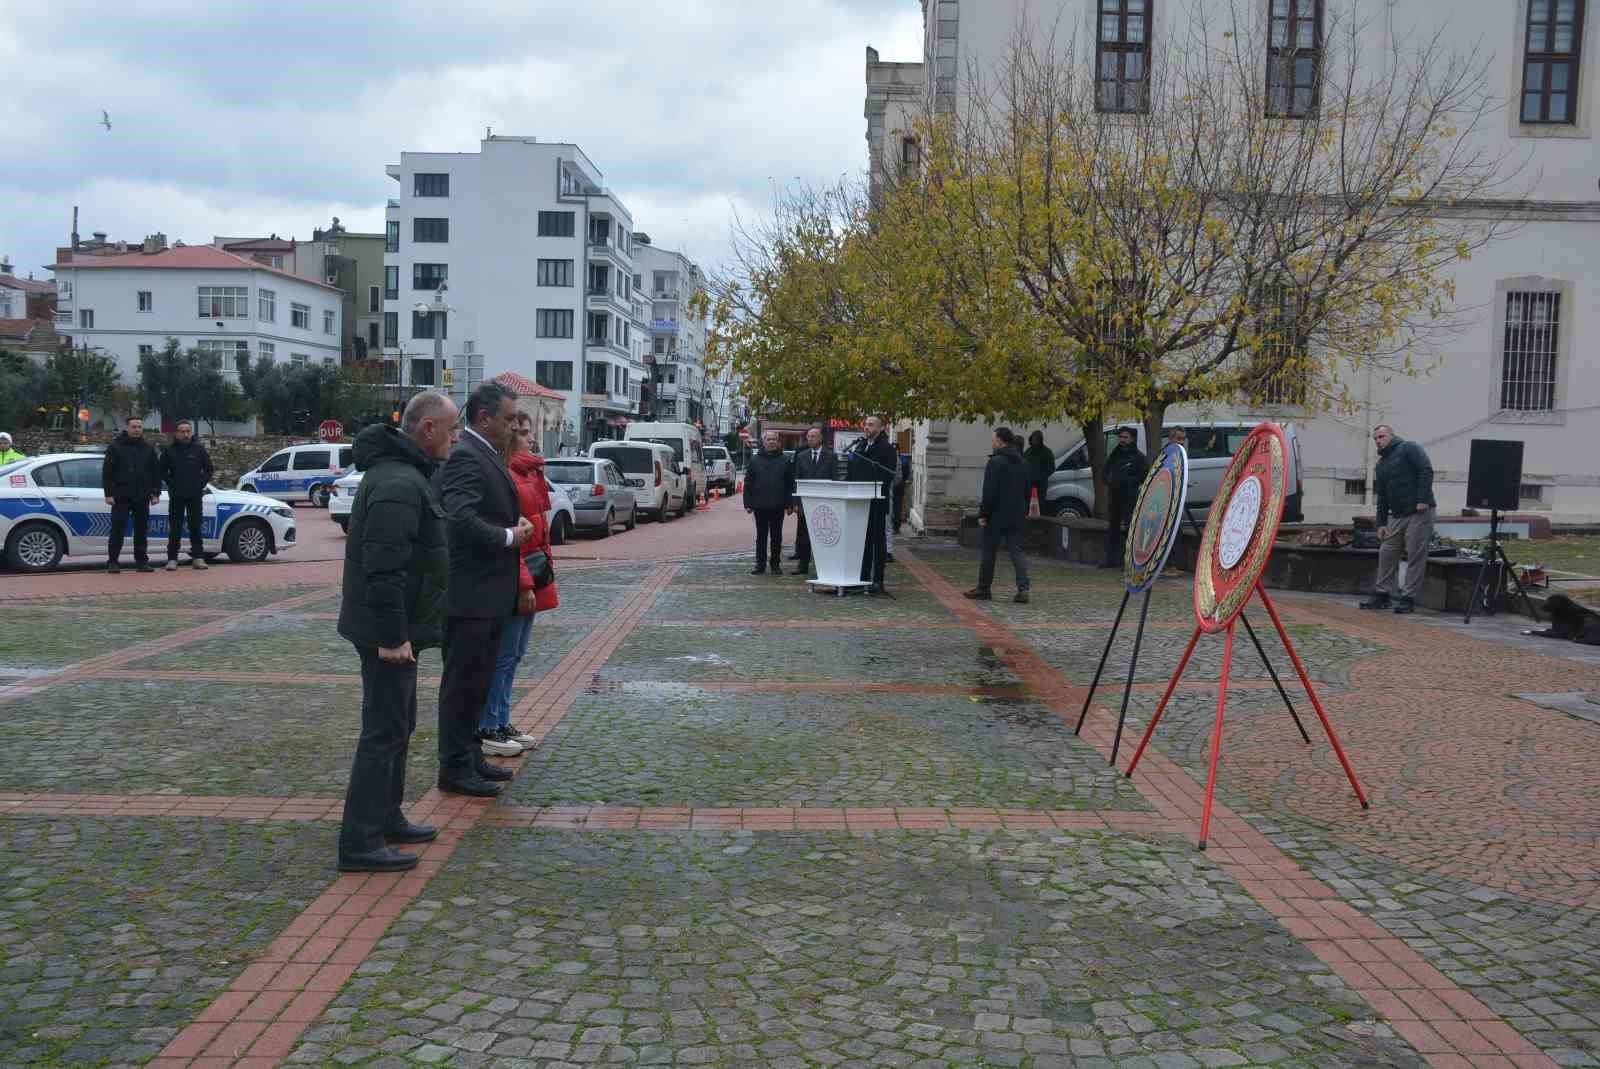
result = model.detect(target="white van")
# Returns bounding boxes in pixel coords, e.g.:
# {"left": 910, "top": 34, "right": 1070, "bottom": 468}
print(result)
{"left": 236, "top": 442, "right": 354, "bottom": 507}
{"left": 623, "top": 422, "right": 706, "bottom": 506}
{"left": 1043, "top": 421, "right": 1304, "bottom": 523}
{"left": 590, "top": 440, "right": 688, "bottom": 521}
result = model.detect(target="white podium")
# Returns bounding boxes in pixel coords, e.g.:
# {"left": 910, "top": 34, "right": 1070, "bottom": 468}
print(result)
{"left": 796, "top": 480, "right": 882, "bottom": 595}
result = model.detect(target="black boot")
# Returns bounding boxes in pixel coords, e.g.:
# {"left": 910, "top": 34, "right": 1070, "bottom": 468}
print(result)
{"left": 1392, "top": 596, "right": 1415, "bottom": 615}
{"left": 384, "top": 820, "right": 438, "bottom": 845}
{"left": 1358, "top": 593, "right": 1392, "bottom": 611}
{"left": 338, "top": 847, "right": 419, "bottom": 873}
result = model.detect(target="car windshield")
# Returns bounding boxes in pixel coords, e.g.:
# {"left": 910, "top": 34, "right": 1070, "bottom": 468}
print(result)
{"left": 636, "top": 437, "right": 683, "bottom": 462}
{"left": 545, "top": 461, "right": 597, "bottom": 484}
{"left": 703, "top": 447, "right": 728, "bottom": 461}
{"left": 592, "top": 447, "right": 654, "bottom": 475}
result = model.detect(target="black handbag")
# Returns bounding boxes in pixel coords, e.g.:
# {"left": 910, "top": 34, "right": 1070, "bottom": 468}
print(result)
{"left": 525, "top": 550, "right": 554, "bottom": 589}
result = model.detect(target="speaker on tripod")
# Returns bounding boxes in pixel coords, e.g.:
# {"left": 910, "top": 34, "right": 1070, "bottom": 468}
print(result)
{"left": 1463, "top": 439, "right": 1538, "bottom": 623}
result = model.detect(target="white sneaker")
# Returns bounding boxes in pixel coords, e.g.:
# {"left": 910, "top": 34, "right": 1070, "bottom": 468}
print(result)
{"left": 192, "top": 559, "right": 209, "bottom": 571}
{"left": 478, "top": 733, "right": 523, "bottom": 757}
{"left": 503, "top": 725, "right": 539, "bottom": 748}
{"left": 164, "top": 561, "right": 178, "bottom": 572}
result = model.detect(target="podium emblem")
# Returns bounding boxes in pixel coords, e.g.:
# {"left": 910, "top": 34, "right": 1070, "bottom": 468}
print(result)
{"left": 810, "top": 503, "right": 842, "bottom": 547}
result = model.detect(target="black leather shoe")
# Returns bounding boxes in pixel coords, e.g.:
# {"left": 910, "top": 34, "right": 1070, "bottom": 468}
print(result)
{"left": 437, "top": 777, "right": 502, "bottom": 797}
{"left": 866, "top": 584, "right": 885, "bottom": 595}
{"left": 135, "top": 563, "right": 154, "bottom": 573}
{"left": 964, "top": 588, "right": 992, "bottom": 600}
{"left": 1358, "top": 594, "right": 1392, "bottom": 611}
{"left": 1392, "top": 596, "right": 1415, "bottom": 615}
{"left": 474, "top": 763, "right": 514, "bottom": 782}
{"left": 1014, "top": 591, "right": 1031, "bottom": 604}
{"left": 749, "top": 567, "right": 766, "bottom": 575}
{"left": 107, "top": 562, "right": 121, "bottom": 574}
{"left": 384, "top": 821, "right": 438, "bottom": 845}
{"left": 790, "top": 567, "right": 809, "bottom": 576}
{"left": 338, "top": 847, "right": 419, "bottom": 873}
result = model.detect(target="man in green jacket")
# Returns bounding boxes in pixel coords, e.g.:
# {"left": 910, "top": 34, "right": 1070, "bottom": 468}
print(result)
{"left": 1361, "top": 424, "right": 1436, "bottom": 615}
{"left": 335, "top": 391, "right": 457, "bottom": 873}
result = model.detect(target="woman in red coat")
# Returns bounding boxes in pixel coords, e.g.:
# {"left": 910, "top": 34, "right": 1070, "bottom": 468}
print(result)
{"left": 478, "top": 412, "right": 558, "bottom": 755}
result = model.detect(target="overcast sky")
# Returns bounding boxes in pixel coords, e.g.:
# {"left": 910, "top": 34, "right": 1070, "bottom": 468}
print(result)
{"left": 0, "top": 0, "right": 921, "bottom": 285}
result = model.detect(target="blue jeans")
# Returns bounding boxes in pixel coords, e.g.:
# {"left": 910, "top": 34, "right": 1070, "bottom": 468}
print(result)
{"left": 479, "top": 614, "right": 534, "bottom": 733}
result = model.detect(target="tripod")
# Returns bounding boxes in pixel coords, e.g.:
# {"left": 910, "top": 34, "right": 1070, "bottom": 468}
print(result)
{"left": 1463, "top": 509, "right": 1540, "bottom": 624}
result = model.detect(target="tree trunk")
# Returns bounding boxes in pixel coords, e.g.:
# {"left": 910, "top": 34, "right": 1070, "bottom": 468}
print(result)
{"left": 1142, "top": 402, "right": 1168, "bottom": 464}
{"left": 1083, "top": 416, "right": 1107, "bottom": 519}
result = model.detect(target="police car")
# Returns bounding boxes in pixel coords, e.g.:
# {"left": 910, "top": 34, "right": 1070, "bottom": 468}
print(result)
{"left": 327, "top": 469, "right": 578, "bottom": 544}
{"left": 0, "top": 453, "right": 297, "bottom": 573}
{"left": 236, "top": 443, "right": 354, "bottom": 507}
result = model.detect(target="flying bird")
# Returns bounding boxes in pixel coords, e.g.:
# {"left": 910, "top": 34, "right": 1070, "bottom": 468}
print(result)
{"left": 100, "top": 110, "right": 111, "bottom": 130}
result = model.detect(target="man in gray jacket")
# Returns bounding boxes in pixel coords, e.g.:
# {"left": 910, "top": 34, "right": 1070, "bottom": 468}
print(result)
{"left": 1361, "top": 424, "right": 1436, "bottom": 615}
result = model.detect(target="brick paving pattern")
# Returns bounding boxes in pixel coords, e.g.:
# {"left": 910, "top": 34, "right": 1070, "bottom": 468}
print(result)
{"left": 0, "top": 501, "right": 1594, "bottom": 1068}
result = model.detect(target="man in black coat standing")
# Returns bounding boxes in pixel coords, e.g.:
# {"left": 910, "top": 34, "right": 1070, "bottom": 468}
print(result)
{"left": 101, "top": 417, "right": 162, "bottom": 574}
{"left": 336, "top": 391, "right": 457, "bottom": 872}
{"left": 789, "top": 425, "right": 836, "bottom": 576}
{"left": 434, "top": 381, "right": 535, "bottom": 797}
{"left": 966, "top": 427, "right": 1033, "bottom": 603}
{"left": 1361, "top": 424, "right": 1437, "bottom": 615}
{"left": 160, "top": 419, "right": 214, "bottom": 571}
{"left": 848, "top": 415, "right": 897, "bottom": 594}
{"left": 744, "top": 429, "right": 793, "bottom": 575}
{"left": 1101, "top": 427, "right": 1149, "bottom": 569}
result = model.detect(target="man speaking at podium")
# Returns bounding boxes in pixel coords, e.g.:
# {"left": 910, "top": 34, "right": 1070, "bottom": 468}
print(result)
{"left": 847, "top": 415, "right": 898, "bottom": 594}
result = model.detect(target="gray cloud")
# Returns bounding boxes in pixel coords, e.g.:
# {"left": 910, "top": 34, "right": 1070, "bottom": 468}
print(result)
{"left": 1, "top": 1, "right": 923, "bottom": 279}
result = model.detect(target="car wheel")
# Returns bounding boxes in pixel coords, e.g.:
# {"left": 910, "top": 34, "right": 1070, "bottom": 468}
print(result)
{"left": 551, "top": 513, "right": 570, "bottom": 546}
{"left": 1052, "top": 501, "right": 1089, "bottom": 519}
{"left": 661, "top": 500, "right": 674, "bottom": 522}
{"left": 224, "top": 518, "right": 272, "bottom": 563}
{"left": 309, "top": 484, "right": 331, "bottom": 508}
{"left": 4, "top": 521, "right": 65, "bottom": 573}
{"left": 599, "top": 509, "right": 614, "bottom": 538}
{"left": 625, "top": 505, "right": 637, "bottom": 531}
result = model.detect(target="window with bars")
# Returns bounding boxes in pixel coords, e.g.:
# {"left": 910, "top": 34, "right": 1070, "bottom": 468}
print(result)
{"left": 1501, "top": 291, "right": 1560, "bottom": 411}
{"left": 1343, "top": 479, "right": 1368, "bottom": 497}
{"left": 1266, "top": 0, "right": 1322, "bottom": 118}
{"left": 1256, "top": 282, "right": 1309, "bottom": 404}
{"left": 1521, "top": 0, "right": 1585, "bottom": 124}
{"left": 1096, "top": 0, "right": 1152, "bottom": 113}
{"left": 1520, "top": 483, "right": 1545, "bottom": 502}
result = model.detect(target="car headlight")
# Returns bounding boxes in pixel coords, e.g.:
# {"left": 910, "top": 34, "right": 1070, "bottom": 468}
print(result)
{"left": 272, "top": 506, "right": 293, "bottom": 519}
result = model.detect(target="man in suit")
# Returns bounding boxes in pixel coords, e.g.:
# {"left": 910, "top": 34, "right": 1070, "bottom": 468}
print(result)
{"left": 743, "top": 429, "right": 793, "bottom": 575}
{"left": 101, "top": 417, "right": 162, "bottom": 574}
{"left": 435, "top": 381, "right": 535, "bottom": 797}
{"left": 336, "top": 390, "right": 456, "bottom": 872}
{"left": 966, "top": 427, "right": 1032, "bottom": 604}
{"left": 789, "top": 425, "right": 836, "bottom": 576}
{"left": 848, "top": 415, "right": 898, "bottom": 594}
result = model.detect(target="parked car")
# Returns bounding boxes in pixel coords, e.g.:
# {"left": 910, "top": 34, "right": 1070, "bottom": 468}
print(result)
{"left": 236, "top": 443, "right": 354, "bottom": 507}
{"left": 623, "top": 421, "right": 706, "bottom": 507}
{"left": 541, "top": 458, "right": 638, "bottom": 537}
{"left": 1043, "top": 421, "right": 1304, "bottom": 523}
{"left": 702, "top": 445, "right": 736, "bottom": 493}
{"left": 590, "top": 441, "right": 687, "bottom": 521}
{"left": 329, "top": 468, "right": 577, "bottom": 544}
{"left": 0, "top": 453, "right": 296, "bottom": 573}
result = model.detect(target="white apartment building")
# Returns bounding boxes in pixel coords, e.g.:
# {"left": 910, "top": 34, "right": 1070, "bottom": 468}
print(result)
{"left": 633, "top": 239, "right": 710, "bottom": 426}
{"left": 0, "top": 256, "right": 53, "bottom": 320}
{"left": 383, "top": 135, "right": 645, "bottom": 448}
{"left": 869, "top": 0, "right": 1600, "bottom": 525}
{"left": 51, "top": 241, "right": 343, "bottom": 427}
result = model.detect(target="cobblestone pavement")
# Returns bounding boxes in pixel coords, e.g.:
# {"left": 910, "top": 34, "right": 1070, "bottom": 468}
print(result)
{"left": 1, "top": 523, "right": 1596, "bottom": 1069}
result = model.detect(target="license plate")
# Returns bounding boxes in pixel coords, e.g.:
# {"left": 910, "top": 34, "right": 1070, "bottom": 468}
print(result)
{"left": 626, "top": 478, "right": 645, "bottom": 487}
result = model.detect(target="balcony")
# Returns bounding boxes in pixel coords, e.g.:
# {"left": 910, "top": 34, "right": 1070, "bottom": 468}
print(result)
{"left": 586, "top": 239, "right": 630, "bottom": 268}
{"left": 651, "top": 290, "right": 680, "bottom": 301}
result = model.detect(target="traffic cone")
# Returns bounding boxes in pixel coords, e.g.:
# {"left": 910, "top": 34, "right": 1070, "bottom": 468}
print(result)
{"left": 1029, "top": 487, "right": 1040, "bottom": 517}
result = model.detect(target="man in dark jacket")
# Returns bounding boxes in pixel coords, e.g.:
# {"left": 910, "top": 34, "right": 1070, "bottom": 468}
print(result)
{"left": 101, "top": 417, "right": 162, "bottom": 574}
{"left": 967, "top": 427, "right": 1033, "bottom": 603}
{"left": 1023, "top": 430, "right": 1054, "bottom": 506}
{"left": 1101, "top": 427, "right": 1149, "bottom": 569}
{"left": 744, "top": 429, "right": 794, "bottom": 575}
{"left": 336, "top": 390, "right": 457, "bottom": 872}
{"left": 848, "top": 416, "right": 898, "bottom": 594}
{"left": 160, "top": 419, "right": 214, "bottom": 571}
{"left": 1361, "top": 424, "right": 1436, "bottom": 614}
{"left": 434, "top": 381, "right": 534, "bottom": 797}
{"left": 789, "top": 426, "right": 836, "bottom": 575}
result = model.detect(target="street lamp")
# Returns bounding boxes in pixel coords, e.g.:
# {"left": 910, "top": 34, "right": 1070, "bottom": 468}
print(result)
{"left": 412, "top": 282, "right": 453, "bottom": 394}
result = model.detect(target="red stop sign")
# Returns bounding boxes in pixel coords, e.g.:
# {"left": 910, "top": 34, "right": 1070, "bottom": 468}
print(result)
{"left": 318, "top": 419, "right": 343, "bottom": 443}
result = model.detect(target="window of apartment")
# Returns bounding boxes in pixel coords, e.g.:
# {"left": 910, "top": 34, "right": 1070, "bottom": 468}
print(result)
{"left": 291, "top": 352, "right": 309, "bottom": 366}
{"left": 136, "top": 290, "right": 153, "bottom": 312}
{"left": 536, "top": 308, "right": 574, "bottom": 338}
{"left": 1521, "top": 0, "right": 1586, "bottom": 124}
{"left": 59, "top": 280, "right": 72, "bottom": 302}
{"left": 1343, "top": 478, "right": 1367, "bottom": 497}
{"left": 588, "top": 265, "right": 609, "bottom": 294}
{"left": 1255, "top": 281, "right": 1309, "bottom": 404}
{"left": 589, "top": 219, "right": 611, "bottom": 246}
{"left": 385, "top": 221, "right": 399, "bottom": 253}
{"left": 413, "top": 172, "right": 449, "bottom": 197}
{"left": 259, "top": 341, "right": 275, "bottom": 362}
{"left": 1501, "top": 290, "right": 1560, "bottom": 411}
{"left": 413, "top": 217, "right": 448, "bottom": 243}
{"left": 652, "top": 271, "right": 674, "bottom": 295}
{"left": 78, "top": 309, "right": 95, "bottom": 328}
{"left": 535, "top": 360, "right": 573, "bottom": 390}
{"left": 291, "top": 302, "right": 310, "bottom": 329}
{"left": 587, "top": 312, "right": 608, "bottom": 342}
{"left": 586, "top": 362, "right": 609, "bottom": 394}
{"left": 368, "top": 285, "right": 380, "bottom": 313}
{"left": 412, "top": 310, "right": 447, "bottom": 339}
{"left": 259, "top": 288, "right": 276, "bottom": 321}
{"left": 138, "top": 344, "right": 154, "bottom": 359}
{"left": 538, "top": 259, "right": 574, "bottom": 286}
{"left": 198, "top": 338, "right": 249, "bottom": 372}
{"left": 901, "top": 137, "right": 922, "bottom": 167}
{"left": 366, "top": 323, "right": 379, "bottom": 349}
{"left": 323, "top": 309, "right": 336, "bottom": 335}
{"left": 383, "top": 311, "right": 398, "bottom": 347}
{"left": 653, "top": 336, "right": 667, "bottom": 355}
{"left": 413, "top": 263, "right": 448, "bottom": 290}
{"left": 198, "top": 285, "right": 248, "bottom": 318}
{"left": 538, "top": 211, "right": 575, "bottom": 237}
{"left": 384, "top": 266, "right": 398, "bottom": 300}
{"left": 1096, "top": 0, "right": 1152, "bottom": 113}
{"left": 1267, "top": 0, "right": 1323, "bottom": 118}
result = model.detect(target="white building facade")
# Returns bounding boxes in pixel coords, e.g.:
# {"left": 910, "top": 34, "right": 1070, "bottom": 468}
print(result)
{"left": 383, "top": 136, "right": 646, "bottom": 449}
{"left": 869, "top": 0, "right": 1600, "bottom": 526}
{"left": 51, "top": 242, "right": 343, "bottom": 425}
{"left": 633, "top": 240, "right": 710, "bottom": 426}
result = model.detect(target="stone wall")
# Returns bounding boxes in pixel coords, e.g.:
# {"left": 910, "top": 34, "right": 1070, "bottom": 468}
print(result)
{"left": 7, "top": 429, "right": 334, "bottom": 488}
